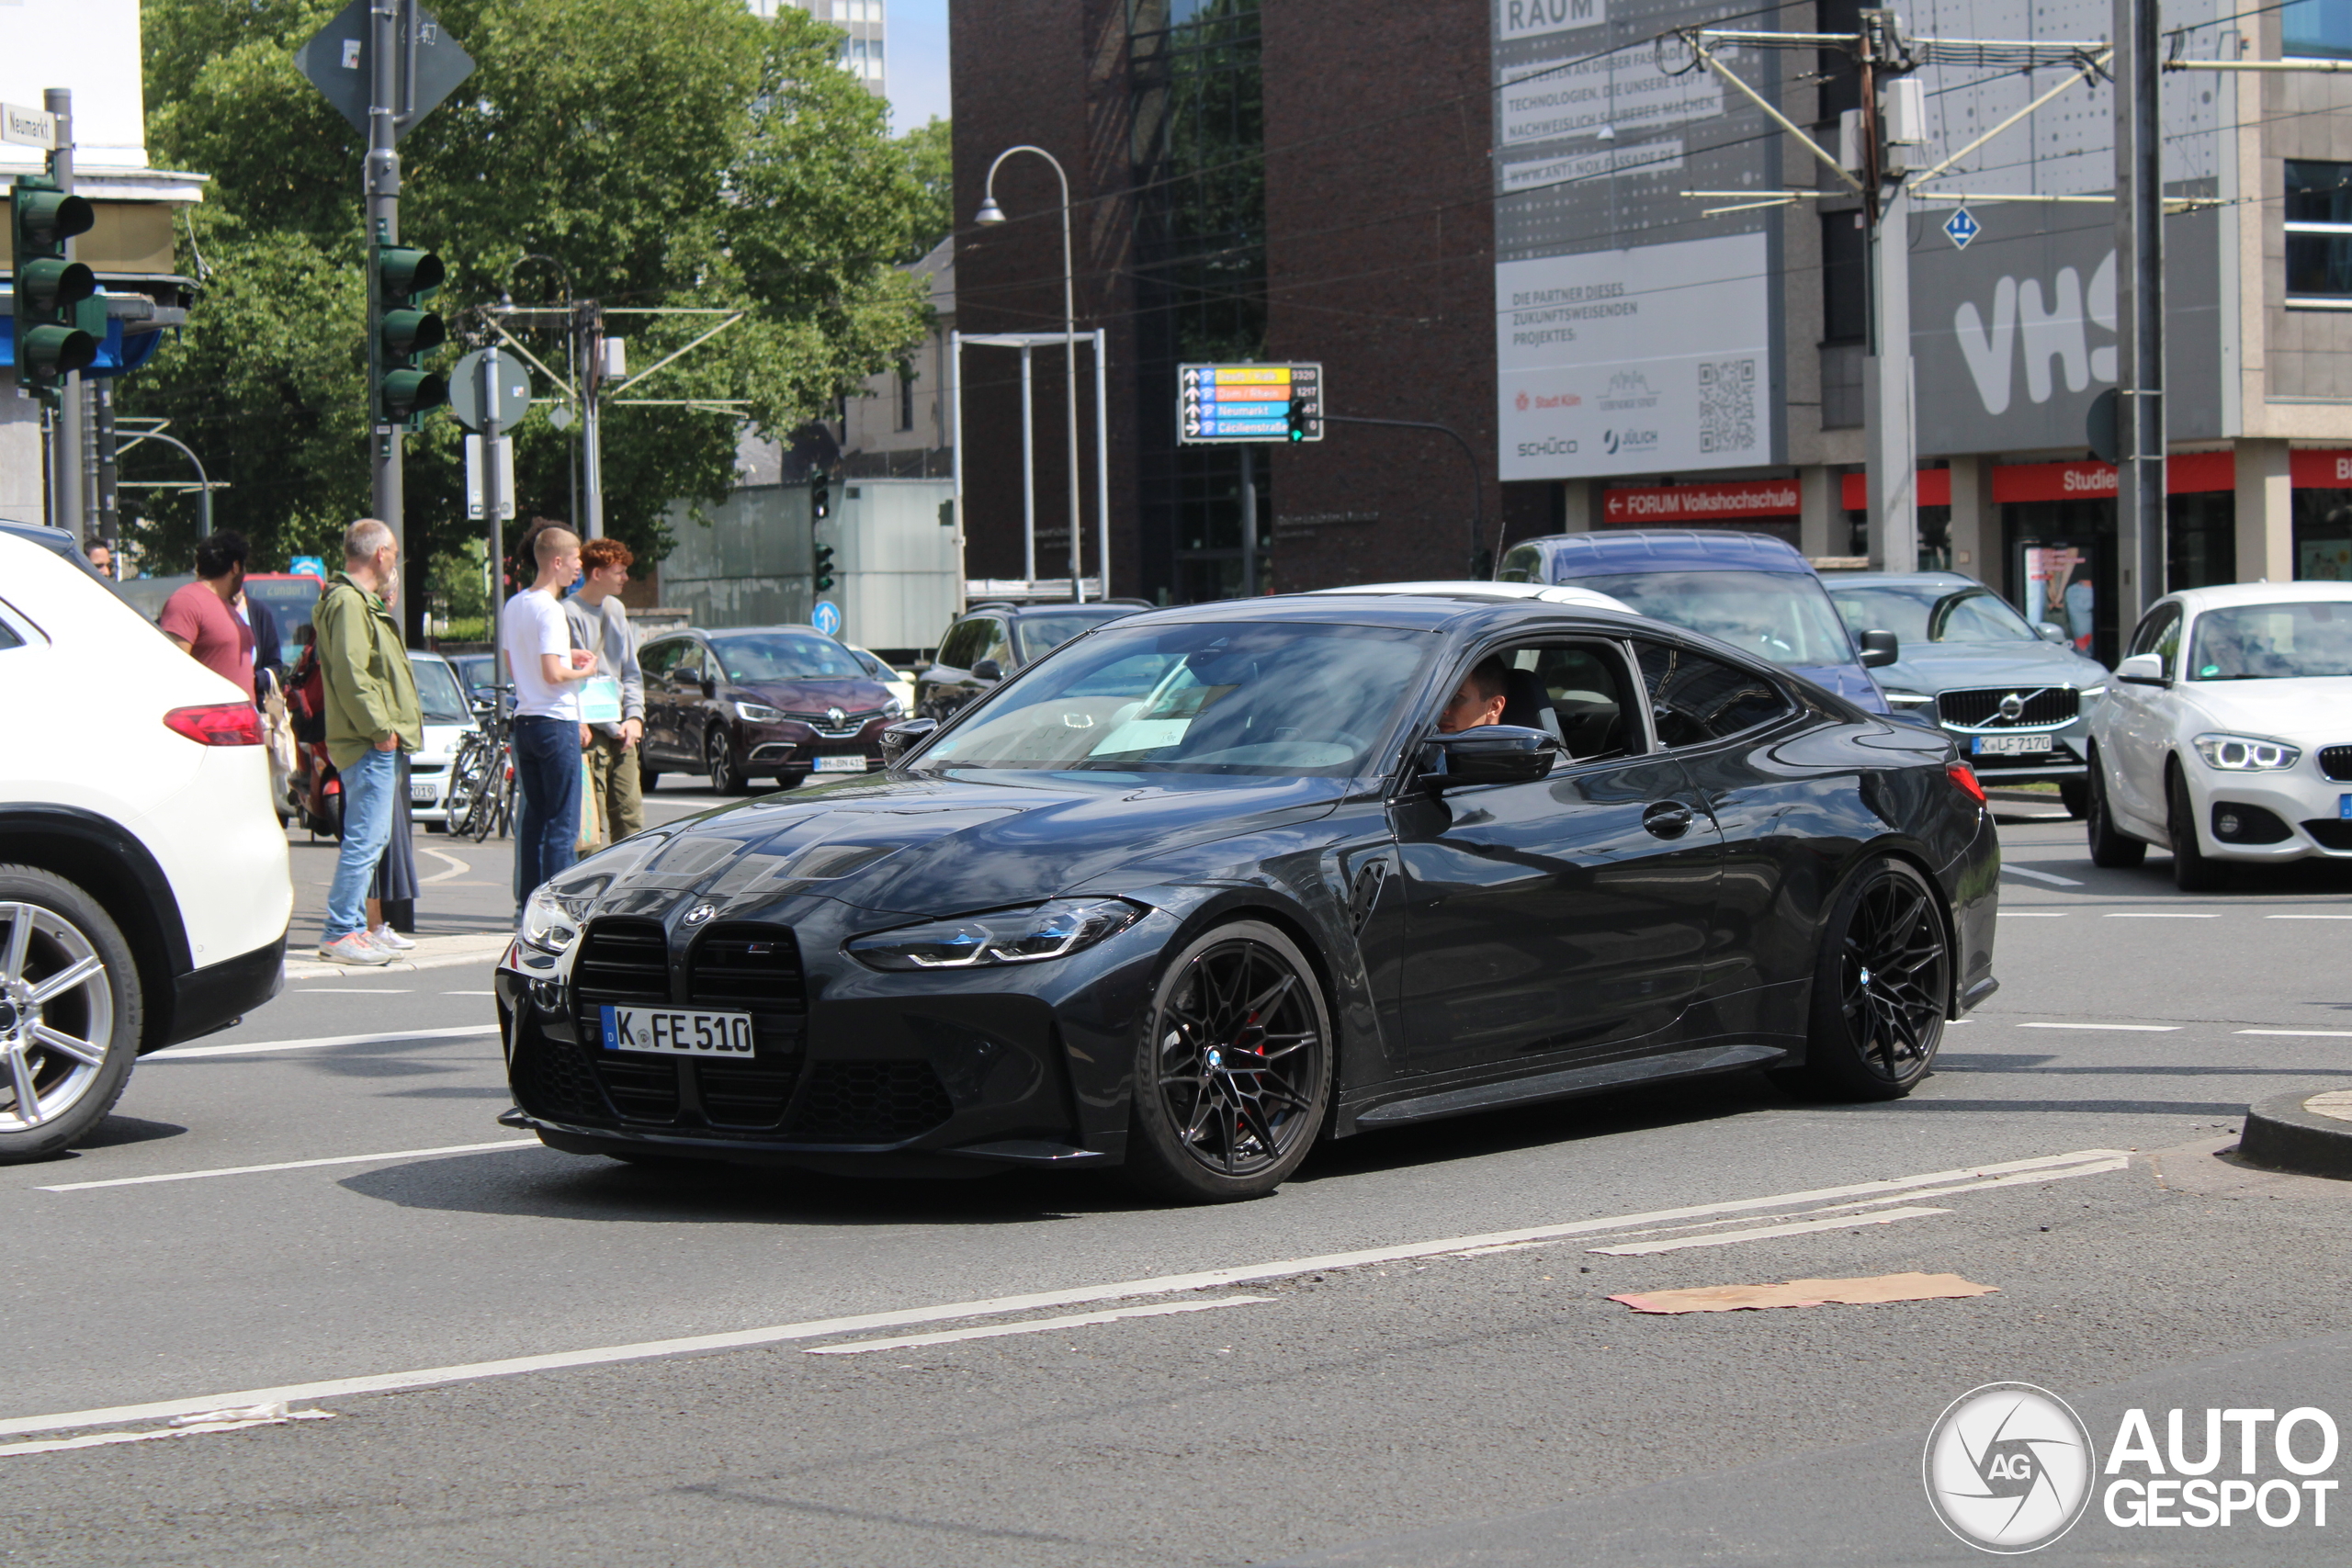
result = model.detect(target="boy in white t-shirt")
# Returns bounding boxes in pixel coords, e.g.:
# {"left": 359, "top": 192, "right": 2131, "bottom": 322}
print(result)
{"left": 502, "top": 525, "right": 598, "bottom": 915}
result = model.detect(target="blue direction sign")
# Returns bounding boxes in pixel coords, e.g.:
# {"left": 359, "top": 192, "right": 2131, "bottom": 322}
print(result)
{"left": 810, "top": 600, "right": 843, "bottom": 637}
{"left": 1943, "top": 207, "right": 1981, "bottom": 251}
{"left": 1178, "top": 363, "right": 1324, "bottom": 445}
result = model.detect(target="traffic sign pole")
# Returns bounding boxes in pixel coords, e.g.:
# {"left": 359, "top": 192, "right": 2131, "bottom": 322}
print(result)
{"left": 367, "top": 0, "right": 405, "bottom": 553}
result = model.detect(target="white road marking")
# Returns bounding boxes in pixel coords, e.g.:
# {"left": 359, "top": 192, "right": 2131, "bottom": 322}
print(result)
{"left": 1998, "top": 912, "right": 2067, "bottom": 918}
{"left": 0, "top": 1407, "right": 334, "bottom": 1461}
{"left": 1569, "top": 1161, "right": 2127, "bottom": 1250}
{"left": 420, "top": 847, "right": 470, "bottom": 885}
{"left": 2104, "top": 912, "right": 2221, "bottom": 919}
{"left": 37, "top": 1141, "right": 538, "bottom": 1192}
{"left": 2001, "top": 865, "right": 2085, "bottom": 886}
{"left": 289, "top": 987, "right": 414, "bottom": 994}
{"left": 443, "top": 990, "right": 497, "bottom": 996}
{"left": 1589, "top": 1205, "right": 1951, "bottom": 1257}
{"left": 0, "top": 1146, "right": 2129, "bottom": 1440}
{"left": 150, "top": 1024, "right": 501, "bottom": 1060}
{"left": 2267, "top": 914, "right": 2352, "bottom": 920}
{"left": 2017, "top": 1021, "right": 2180, "bottom": 1032}
{"left": 806, "top": 1297, "right": 1276, "bottom": 1356}
{"left": 2236, "top": 1028, "right": 2352, "bottom": 1038}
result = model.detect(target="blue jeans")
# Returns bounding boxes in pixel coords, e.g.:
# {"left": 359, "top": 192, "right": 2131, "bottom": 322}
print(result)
{"left": 324, "top": 747, "right": 399, "bottom": 942}
{"left": 512, "top": 715, "right": 582, "bottom": 914}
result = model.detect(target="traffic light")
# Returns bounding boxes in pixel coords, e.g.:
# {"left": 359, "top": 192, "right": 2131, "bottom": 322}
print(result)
{"left": 1284, "top": 402, "right": 1307, "bottom": 443}
{"left": 810, "top": 473, "right": 831, "bottom": 521}
{"left": 813, "top": 541, "right": 836, "bottom": 592}
{"left": 9, "top": 175, "right": 100, "bottom": 402}
{"left": 369, "top": 241, "right": 448, "bottom": 426}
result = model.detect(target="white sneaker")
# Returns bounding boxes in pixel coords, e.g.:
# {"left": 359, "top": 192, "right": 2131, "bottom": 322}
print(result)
{"left": 318, "top": 931, "right": 392, "bottom": 966}
{"left": 368, "top": 924, "right": 416, "bottom": 951}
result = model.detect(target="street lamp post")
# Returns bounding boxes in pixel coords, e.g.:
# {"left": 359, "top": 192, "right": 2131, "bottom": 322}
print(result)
{"left": 976, "top": 145, "right": 1086, "bottom": 603}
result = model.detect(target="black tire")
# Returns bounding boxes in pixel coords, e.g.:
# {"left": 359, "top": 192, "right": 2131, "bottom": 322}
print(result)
{"left": 2058, "top": 778, "right": 2091, "bottom": 819}
{"left": 1778, "top": 857, "right": 1950, "bottom": 1102}
{"left": 0, "top": 866, "right": 142, "bottom": 1163}
{"left": 771, "top": 771, "right": 804, "bottom": 791}
{"left": 2086, "top": 749, "right": 2146, "bottom": 869}
{"left": 707, "top": 728, "right": 748, "bottom": 795}
{"left": 1124, "top": 920, "right": 1333, "bottom": 1202}
{"left": 639, "top": 765, "right": 661, "bottom": 794}
{"left": 2167, "top": 763, "right": 2231, "bottom": 892}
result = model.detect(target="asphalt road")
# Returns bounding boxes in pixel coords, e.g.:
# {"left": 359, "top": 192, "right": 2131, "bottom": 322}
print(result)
{"left": 3, "top": 785, "right": 2349, "bottom": 1565}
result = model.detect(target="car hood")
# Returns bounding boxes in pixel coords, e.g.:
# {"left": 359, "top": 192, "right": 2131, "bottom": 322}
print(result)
{"left": 572, "top": 769, "right": 1352, "bottom": 920}
{"left": 1875, "top": 641, "right": 2108, "bottom": 695}
{"left": 2175, "top": 676, "right": 2352, "bottom": 743}
{"left": 734, "top": 677, "right": 894, "bottom": 714}
{"left": 1792, "top": 662, "right": 1891, "bottom": 714}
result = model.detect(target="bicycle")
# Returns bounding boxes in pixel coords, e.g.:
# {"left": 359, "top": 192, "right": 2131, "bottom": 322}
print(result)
{"left": 448, "top": 686, "right": 516, "bottom": 842}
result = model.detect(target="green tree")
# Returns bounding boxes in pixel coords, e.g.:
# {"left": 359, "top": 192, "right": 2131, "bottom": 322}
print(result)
{"left": 130, "top": 0, "right": 933, "bottom": 599}
{"left": 896, "top": 117, "right": 953, "bottom": 260}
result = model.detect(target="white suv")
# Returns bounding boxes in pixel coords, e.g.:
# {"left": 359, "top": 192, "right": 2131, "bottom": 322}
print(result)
{"left": 0, "top": 528, "right": 293, "bottom": 1160}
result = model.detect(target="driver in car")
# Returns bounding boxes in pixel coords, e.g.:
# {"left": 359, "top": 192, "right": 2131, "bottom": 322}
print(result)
{"left": 1437, "top": 656, "right": 1509, "bottom": 732}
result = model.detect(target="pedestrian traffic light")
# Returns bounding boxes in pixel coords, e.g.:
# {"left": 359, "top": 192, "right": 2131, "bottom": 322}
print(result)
{"left": 1284, "top": 402, "right": 1308, "bottom": 443}
{"left": 811, "top": 474, "right": 831, "bottom": 521}
{"left": 9, "top": 174, "right": 100, "bottom": 402}
{"left": 369, "top": 241, "right": 448, "bottom": 427}
{"left": 813, "top": 541, "right": 836, "bottom": 592}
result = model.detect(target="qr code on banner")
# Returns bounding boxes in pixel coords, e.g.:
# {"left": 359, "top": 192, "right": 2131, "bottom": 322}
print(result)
{"left": 1698, "top": 359, "right": 1757, "bottom": 454}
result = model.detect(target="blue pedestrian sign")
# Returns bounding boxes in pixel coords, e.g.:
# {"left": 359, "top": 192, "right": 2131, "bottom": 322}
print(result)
{"left": 1943, "top": 208, "right": 1981, "bottom": 251}
{"left": 810, "top": 600, "right": 842, "bottom": 637}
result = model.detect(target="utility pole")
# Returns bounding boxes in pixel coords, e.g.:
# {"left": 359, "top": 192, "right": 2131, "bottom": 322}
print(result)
{"left": 366, "top": 0, "right": 405, "bottom": 548}
{"left": 2115, "top": 0, "right": 2165, "bottom": 626}
{"left": 577, "top": 299, "right": 606, "bottom": 540}
{"left": 478, "top": 347, "right": 509, "bottom": 685}
{"left": 1860, "top": 12, "right": 1918, "bottom": 573}
{"left": 46, "top": 87, "right": 82, "bottom": 544}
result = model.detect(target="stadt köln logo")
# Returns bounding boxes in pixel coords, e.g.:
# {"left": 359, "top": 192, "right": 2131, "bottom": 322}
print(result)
{"left": 1924, "top": 1382, "right": 2097, "bottom": 1553}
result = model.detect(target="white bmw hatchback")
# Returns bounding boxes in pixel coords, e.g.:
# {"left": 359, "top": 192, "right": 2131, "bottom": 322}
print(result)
{"left": 2086, "top": 581, "right": 2352, "bottom": 889}
{"left": 0, "top": 529, "right": 293, "bottom": 1159}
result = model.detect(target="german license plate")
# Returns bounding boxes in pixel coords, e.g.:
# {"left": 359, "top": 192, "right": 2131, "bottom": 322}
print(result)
{"left": 598, "top": 1004, "right": 755, "bottom": 1057}
{"left": 409, "top": 780, "right": 441, "bottom": 802}
{"left": 813, "top": 754, "right": 867, "bottom": 773}
{"left": 1973, "top": 733, "right": 2053, "bottom": 756}
{"left": 2340, "top": 794, "right": 2352, "bottom": 820}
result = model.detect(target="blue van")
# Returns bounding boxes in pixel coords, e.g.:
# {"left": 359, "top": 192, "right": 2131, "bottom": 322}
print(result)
{"left": 1497, "top": 529, "right": 1896, "bottom": 714}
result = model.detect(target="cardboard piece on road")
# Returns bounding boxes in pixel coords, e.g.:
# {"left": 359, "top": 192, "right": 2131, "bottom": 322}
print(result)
{"left": 1610, "top": 1272, "right": 1997, "bottom": 1315}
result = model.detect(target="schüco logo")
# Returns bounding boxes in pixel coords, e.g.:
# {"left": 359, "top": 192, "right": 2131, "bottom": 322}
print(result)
{"left": 1924, "top": 1383, "right": 2097, "bottom": 1552}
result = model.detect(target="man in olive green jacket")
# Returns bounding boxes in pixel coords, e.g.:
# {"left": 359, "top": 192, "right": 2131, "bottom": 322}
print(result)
{"left": 312, "top": 519, "right": 423, "bottom": 964}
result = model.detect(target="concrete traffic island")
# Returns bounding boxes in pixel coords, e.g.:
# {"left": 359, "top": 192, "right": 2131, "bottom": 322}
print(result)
{"left": 2238, "top": 1088, "right": 2352, "bottom": 1180}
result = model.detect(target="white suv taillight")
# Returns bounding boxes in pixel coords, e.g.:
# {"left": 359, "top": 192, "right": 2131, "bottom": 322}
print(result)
{"left": 163, "top": 702, "right": 264, "bottom": 746}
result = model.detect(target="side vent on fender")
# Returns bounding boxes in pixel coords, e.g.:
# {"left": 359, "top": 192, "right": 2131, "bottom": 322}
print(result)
{"left": 1349, "top": 859, "right": 1389, "bottom": 934}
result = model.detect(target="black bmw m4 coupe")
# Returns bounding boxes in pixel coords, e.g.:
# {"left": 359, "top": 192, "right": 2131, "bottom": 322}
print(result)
{"left": 496, "top": 589, "right": 1999, "bottom": 1201}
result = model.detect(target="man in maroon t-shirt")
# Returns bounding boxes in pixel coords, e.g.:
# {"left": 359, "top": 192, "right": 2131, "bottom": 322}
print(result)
{"left": 160, "top": 531, "right": 257, "bottom": 698}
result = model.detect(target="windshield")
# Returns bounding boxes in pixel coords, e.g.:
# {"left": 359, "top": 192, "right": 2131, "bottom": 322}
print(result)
{"left": 1014, "top": 609, "right": 1134, "bottom": 660}
{"left": 1829, "top": 585, "right": 2037, "bottom": 645}
{"left": 410, "top": 658, "right": 473, "bottom": 724}
{"left": 2187, "top": 602, "right": 2352, "bottom": 680}
{"left": 712, "top": 633, "right": 869, "bottom": 682}
{"left": 1576, "top": 570, "right": 1855, "bottom": 668}
{"left": 915, "top": 620, "right": 1432, "bottom": 776}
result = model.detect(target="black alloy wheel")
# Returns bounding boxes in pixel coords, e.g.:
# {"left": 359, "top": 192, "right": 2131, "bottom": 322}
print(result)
{"left": 706, "top": 728, "right": 748, "bottom": 795}
{"left": 2085, "top": 748, "right": 2146, "bottom": 869}
{"left": 0, "top": 866, "right": 141, "bottom": 1163}
{"left": 1780, "top": 857, "right": 1950, "bottom": 1101}
{"left": 1126, "top": 920, "right": 1332, "bottom": 1202}
{"left": 2166, "top": 763, "right": 2230, "bottom": 892}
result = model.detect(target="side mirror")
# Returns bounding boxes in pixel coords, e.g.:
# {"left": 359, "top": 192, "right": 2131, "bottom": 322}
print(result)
{"left": 1858, "top": 628, "right": 1899, "bottom": 669}
{"left": 971, "top": 659, "right": 1003, "bottom": 682}
{"left": 879, "top": 716, "right": 938, "bottom": 762}
{"left": 2036, "top": 622, "right": 2071, "bottom": 645}
{"left": 2115, "top": 652, "right": 2167, "bottom": 686}
{"left": 1418, "top": 725, "right": 1561, "bottom": 791}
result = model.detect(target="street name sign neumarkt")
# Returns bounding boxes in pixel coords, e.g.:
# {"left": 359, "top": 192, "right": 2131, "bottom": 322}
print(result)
{"left": 296, "top": 0, "right": 476, "bottom": 137}
{"left": 0, "top": 102, "right": 60, "bottom": 151}
{"left": 1178, "top": 362, "right": 1324, "bottom": 445}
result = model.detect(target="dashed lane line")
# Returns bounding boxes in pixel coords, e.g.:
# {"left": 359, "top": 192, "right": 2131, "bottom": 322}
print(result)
{"left": 806, "top": 1297, "right": 1277, "bottom": 1356}
{"left": 1589, "top": 1205, "right": 1952, "bottom": 1257}
{"left": 2017, "top": 1021, "right": 2180, "bottom": 1032}
{"left": 0, "top": 1146, "right": 2130, "bottom": 1440}
{"left": 2001, "top": 865, "right": 2085, "bottom": 886}
{"left": 149, "top": 1024, "right": 501, "bottom": 1060}
{"left": 2237, "top": 1028, "right": 2352, "bottom": 1039}
{"left": 36, "top": 1141, "right": 538, "bottom": 1193}
{"left": 2105, "top": 911, "right": 2222, "bottom": 919}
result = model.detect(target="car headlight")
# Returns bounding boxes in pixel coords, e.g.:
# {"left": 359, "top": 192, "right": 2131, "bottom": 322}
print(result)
{"left": 2191, "top": 733, "right": 2301, "bottom": 771}
{"left": 520, "top": 875, "right": 605, "bottom": 954}
{"left": 845, "top": 897, "right": 1144, "bottom": 971}
{"left": 883, "top": 696, "right": 905, "bottom": 717}
{"left": 734, "top": 700, "right": 785, "bottom": 723}
{"left": 2078, "top": 683, "right": 2108, "bottom": 700}
{"left": 1881, "top": 688, "right": 1935, "bottom": 709}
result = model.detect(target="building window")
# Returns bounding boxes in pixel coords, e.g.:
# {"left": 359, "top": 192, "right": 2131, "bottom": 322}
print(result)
{"left": 2285, "top": 160, "right": 2352, "bottom": 308}
{"left": 898, "top": 369, "right": 915, "bottom": 432}
{"left": 2284, "top": 0, "right": 2352, "bottom": 59}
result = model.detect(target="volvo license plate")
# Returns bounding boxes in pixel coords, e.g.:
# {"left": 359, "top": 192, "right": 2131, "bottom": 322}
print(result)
{"left": 599, "top": 1004, "right": 755, "bottom": 1056}
{"left": 813, "top": 755, "right": 867, "bottom": 773}
{"left": 1972, "top": 734, "right": 2053, "bottom": 756}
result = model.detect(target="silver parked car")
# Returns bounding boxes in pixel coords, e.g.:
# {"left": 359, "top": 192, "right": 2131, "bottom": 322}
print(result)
{"left": 1826, "top": 571, "right": 2110, "bottom": 816}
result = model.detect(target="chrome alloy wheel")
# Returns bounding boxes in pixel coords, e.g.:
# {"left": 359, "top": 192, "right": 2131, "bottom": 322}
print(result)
{"left": 0, "top": 902, "right": 115, "bottom": 1134}
{"left": 1152, "top": 938, "right": 1324, "bottom": 1179}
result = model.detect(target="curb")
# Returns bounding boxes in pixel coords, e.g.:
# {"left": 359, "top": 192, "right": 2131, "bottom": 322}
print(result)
{"left": 2237, "top": 1088, "right": 2352, "bottom": 1181}
{"left": 283, "top": 932, "right": 514, "bottom": 982}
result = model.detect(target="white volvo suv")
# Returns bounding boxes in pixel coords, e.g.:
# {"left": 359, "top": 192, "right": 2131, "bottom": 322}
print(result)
{"left": 2085, "top": 581, "right": 2352, "bottom": 890}
{"left": 0, "top": 526, "right": 293, "bottom": 1159}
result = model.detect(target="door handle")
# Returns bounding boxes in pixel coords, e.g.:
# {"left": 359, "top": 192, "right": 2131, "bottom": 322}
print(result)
{"left": 1642, "top": 801, "right": 1694, "bottom": 839}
